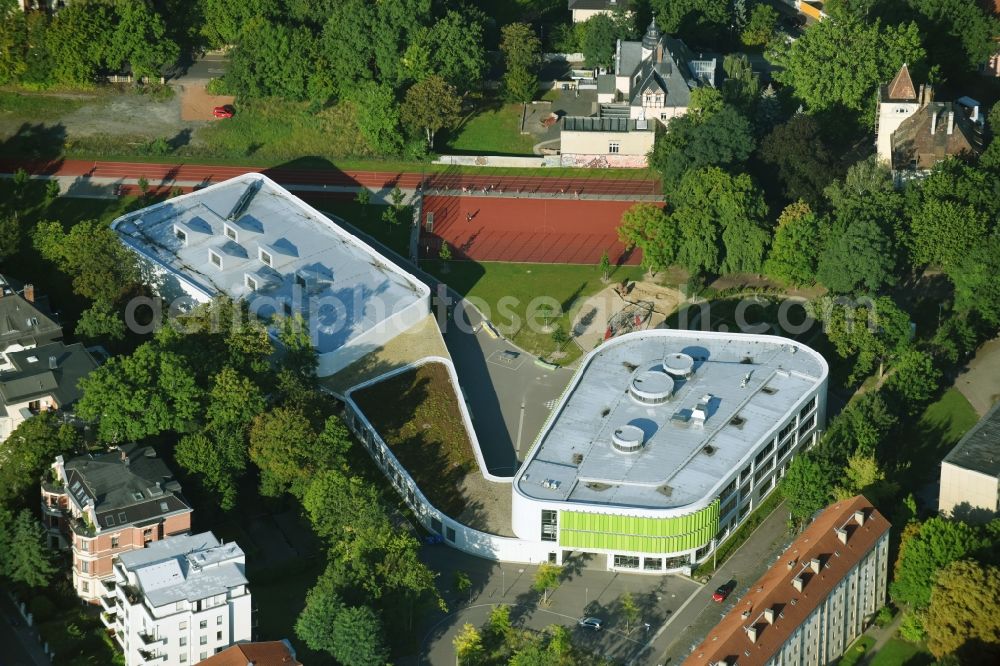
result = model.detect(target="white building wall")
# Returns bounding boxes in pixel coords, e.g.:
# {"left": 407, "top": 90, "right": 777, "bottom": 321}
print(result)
{"left": 939, "top": 462, "right": 999, "bottom": 519}
{"left": 876, "top": 100, "right": 920, "bottom": 165}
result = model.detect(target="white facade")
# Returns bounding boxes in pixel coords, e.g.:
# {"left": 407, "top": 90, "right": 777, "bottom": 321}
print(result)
{"left": 102, "top": 533, "right": 251, "bottom": 666}
{"left": 112, "top": 173, "right": 431, "bottom": 378}
{"left": 876, "top": 98, "right": 920, "bottom": 165}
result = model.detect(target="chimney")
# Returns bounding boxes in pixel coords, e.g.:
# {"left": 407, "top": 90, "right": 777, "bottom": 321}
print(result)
{"left": 657, "top": 43, "right": 663, "bottom": 63}
{"left": 931, "top": 110, "right": 938, "bottom": 136}
{"left": 48, "top": 356, "right": 57, "bottom": 370}
{"left": 792, "top": 576, "right": 804, "bottom": 592}
{"left": 836, "top": 527, "right": 848, "bottom": 544}
{"left": 763, "top": 607, "right": 775, "bottom": 624}
{"left": 23, "top": 283, "right": 35, "bottom": 303}
{"left": 972, "top": 105, "right": 979, "bottom": 122}
{"left": 747, "top": 625, "right": 758, "bottom": 644}
{"left": 810, "top": 557, "right": 822, "bottom": 574}
{"left": 854, "top": 509, "right": 866, "bottom": 526}
{"left": 786, "top": 559, "right": 795, "bottom": 571}
{"left": 925, "top": 84, "right": 934, "bottom": 104}
{"left": 947, "top": 110, "right": 954, "bottom": 135}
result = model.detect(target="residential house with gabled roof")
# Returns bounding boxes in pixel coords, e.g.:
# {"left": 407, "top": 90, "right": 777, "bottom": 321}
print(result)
{"left": 199, "top": 640, "right": 302, "bottom": 666}
{"left": 41, "top": 444, "right": 193, "bottom": 603}
{"left": 876, "top": 64, "right": 985, "bottom": 183}
{"left": 0, "top": 277, "right": 62, "bottom": 370}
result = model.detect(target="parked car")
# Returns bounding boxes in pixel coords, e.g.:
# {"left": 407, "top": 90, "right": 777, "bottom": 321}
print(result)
{"left": 712, "top": 580, "right": 737, "bottom": 602}
{"left": 578, "top": 617, "right": 603, "bottom": 631}
{"left": 212, "top": 105, "right": 235, "bottom": 118}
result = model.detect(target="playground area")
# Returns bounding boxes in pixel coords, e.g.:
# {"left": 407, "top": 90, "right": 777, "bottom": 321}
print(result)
{"left": 420, "top": 195, "right": 655, "bottom": 264}
{"left": 571, "top": 280, "right": 685, "bottom": 352}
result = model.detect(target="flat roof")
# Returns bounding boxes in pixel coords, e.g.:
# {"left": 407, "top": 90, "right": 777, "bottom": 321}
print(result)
{"left": 112, "top": 174, "right": 429, "bottom": 357}
{"left": 683, "top": 496, "right": 890, "bottom": 666}
{"left": 515, "top": 330, "right": 827, "bottom": 511}
{"left": 943, "top": 401, "right": 1000, "bottom": 478}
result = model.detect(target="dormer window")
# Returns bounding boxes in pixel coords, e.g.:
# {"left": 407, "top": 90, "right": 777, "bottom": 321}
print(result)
{"left": 224, "top": 223, "right": 238, "bottom": 242}
{"left": 174, "top": 226, "right": 188, "bottom": 245}
{"left": 258, "top": 248, "right": 273, "bottom": 267}
{"left": 245, "top": 274, "right": 259, "bottom": 291}
{"left": 294, "top": 272, "right": 307, "bottom": 289}
{"left": 208, "top": 249, "right": 223, "bottom": 269}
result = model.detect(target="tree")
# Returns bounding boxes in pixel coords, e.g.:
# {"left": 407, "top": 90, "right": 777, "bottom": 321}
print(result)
{"left": 201, "top": 0, "right": 283, "bottom": 47}
{"left": 891, "top": 517, "right": 989, "bottom": 609}
{"left": 352, "top": 81, "right": 405, "bottom": 155}
{"left": 0, "top": 1, "right": 27, "bottom": 85}
{"left": 487, "top": 604, "right": 513, "bottom": 645}
{"left": 0, "top": 411, "right": 79, "bottom": 506}
{"left": 295, "top": 566, "right": 344, "bottom": 655}
{"left": 275, "top": 313, "right": 317, "bottom": 383}
{"left": 598, "top": 250, "right": 611, "bottom": 281}
{"left": 421, "top": 9, "right": 487, "bottom": 92}
{"left": 501, "top": 23, "right": 540, "bottom": 103}
{"left": 401, "top": 75, "right": 461, "bottom": 148}
{"left": 771, "top": 14, "right": 924, "bottom": 120}
{"left": 760, "top": 115, "right": 838, "bottom": 207}
{"left": 721, "top": 55, "right": 759, "bottom": 113}
{"left": 742, "top": 3, "right": 778, "bottom": 46}
{"left": 355, "top": 188, "right": 371, "bottom": 208}
{"left": 453, "top": 623, "right": 485, "bottom": 664}
{"left": 75, "top": 299, "right": 126, "bottom": 342}
{"left": 454, "top": 570, "right": 472, "bottom": 602}
{"left": 547, "top": 625, "right": 573, "bottom": 663}
{"left": 783, "top": 451, "right": 838, "bottom": 522}
{"left": 303, "top": 471, "right": 385, "bottom": 544}
{"left": 620, "top": 591, "right": 640, "bottom": 634}
{"left": 909, "top": 0, "right": 1000, "bottom": 80}
{"left": 816, "top": 218, "right": 897, "bottom": 294}
{"left": 824, "top": 393, "right": 897, "bottom": 459}
{"left": 106, "top": 0, "right": 179, "bottom": 81}
{"left": 817, "top": 296, "right": 911, "bottom": 383}
{"left": 331, "top": 605, "right": 389, "bottom": 666}
{"left": 618, "top": 203, "right": 677, "bottom": 274}
{"left": 533, "top": 562, "right": 561, "bottom": 604}
{"left": 756, "top": 84, "right": 781, "bottom": 132}
{"left": 764, "top": 202, "right": 822, "bottom": 286}
{"left": 651, "top": 106, "right": 756, "bottom": 192}
{"left": 0, "top": 214, "right": 20, "bottom": 262}
{"left": 0, "top": 510, "right": 56, "bottom": 588}
{"left": 652, "top": 0, "right": 730, "bottom": 40}
{"left": 884, "top": 349, "right": 941, "bottom": 414}
{"left": 47, "top": 1, "right": 116, "bottom": 85}
{"left": 579, "top": 13, "right": 633, "bottom": 69}
{"left": 248, "top": 407, "right": 323, "bottom": 498}
{"left": 950, "top": 238, "right": 1000, "bottom": 326}
{"left": 33, "top": 219, "right": 141, "bottom": 305}
{"left": 551, "top": 326, "right": 569, "bottom": 349}
{"left": 833, "top": 453, "right": 893, "bottom": 504}
{"left": 924, "top": 559, "right": 1000, "bottom": 661}
{"left": 77, "top": 343, "right": 202, "bottom": 442}
{"left": 227, "top": 16, "right": 313, "bottom": 100}
{"left": 439, "top": 241, "right": 452, "bottom": 262}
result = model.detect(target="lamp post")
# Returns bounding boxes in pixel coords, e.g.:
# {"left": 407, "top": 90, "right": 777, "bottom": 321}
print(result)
{"left": 501, "top": 568, "right": 505, "bottom": 597}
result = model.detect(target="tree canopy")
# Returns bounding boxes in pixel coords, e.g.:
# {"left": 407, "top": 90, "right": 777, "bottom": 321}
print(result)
{"left": 891, "top": 517, "right": 989, "bottom": 609}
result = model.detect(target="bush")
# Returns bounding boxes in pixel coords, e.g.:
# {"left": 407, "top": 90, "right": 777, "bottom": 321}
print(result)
{"left": 145, "top": 137, "right": 171, "bottom": 156}
{"left": 29, "top": 595, "right": 56, "bottom": 622}
{"left": 206, "top": 77, "right": 230, "bottom": 96}
{"left": 875, "top": 604, "right": 896, "bottom": 627}
{"left": 899, "top": 611, "right": 926, "bottom": 642}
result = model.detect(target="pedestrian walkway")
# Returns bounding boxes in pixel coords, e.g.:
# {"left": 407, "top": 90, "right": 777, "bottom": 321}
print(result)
{"left": 1, "top": 593, "right": 52, "bottom": 666}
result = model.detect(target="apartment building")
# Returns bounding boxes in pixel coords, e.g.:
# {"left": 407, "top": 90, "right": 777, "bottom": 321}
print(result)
{"left": 101, "top": 532, "right": 252, "bottom": 666}
{"left": 41, "top": 444, "right": 193, "bottom": 603}
{"left": 684, "top": 496, "right": 891, "bottom": 666}
{"left": 939, "top": 402, "right": 1000, "bottom": 522}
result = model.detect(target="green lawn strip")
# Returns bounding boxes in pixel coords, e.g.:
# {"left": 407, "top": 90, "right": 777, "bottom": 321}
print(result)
{"left": 305, "top": 200, "right": 411, "bottom": 257}
{"left": 445, "top": 103, "right": 537, "bottom": 156}
{"left": 894, "top": 388, "right": 978, "bottom": 490}
{"left": 0, "top": 90, "right": 91, "bottom": 121}
{"left": 838, "top": 635, "right": 876, "bottom": 666}
{"left": 423, "top": 260, "right": 647, "bottom": 364}
{"left": 693, "top": 490, "right": 786, "bottom": 578}
{"left": 351, "top": 363, "right": 476, "bottom": 517}
{"left": 868, "top": 638, "right": 933, "bottom": 666}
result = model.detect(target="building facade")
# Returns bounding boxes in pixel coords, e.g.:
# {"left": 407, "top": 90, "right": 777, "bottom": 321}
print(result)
{"left": 112, "top": 173, "right": 431, "bottom": 378}
{"left": 939, "top": 402, "right": 1000, "bottom": 522}
{"left": 101, "top": 532, "right": 251, "bottom": 666}
{"left": 512, "top": 329, "right": 828, "bottom": 572}
{"left": 684, "top": 496, "right": 891, "bottom": 666}
{"left": 199, "top": 640, "right": 302, "bottom": 666}
{"left": 41, "top": 444, "right": 193, "bottom": 603}
{"left": 568, "top": 0, "right": 631, "bottom": 23}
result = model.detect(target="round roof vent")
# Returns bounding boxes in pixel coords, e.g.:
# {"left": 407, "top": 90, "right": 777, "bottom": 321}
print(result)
{"left": 612, "top": 424, "right": 645, "bottom": 454}
{"left": 663, "top": 352, "right": 695, "bottom": 378}
{"left": 630, "top": 369, "right": 674, "bottom": 405}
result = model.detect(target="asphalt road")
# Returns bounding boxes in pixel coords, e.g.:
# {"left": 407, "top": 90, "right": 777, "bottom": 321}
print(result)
{"left": 413, "top": 547, "right": 701, "bottom": 666}
{"left": 0, "top": 595, "right": 48, "bottom": 666}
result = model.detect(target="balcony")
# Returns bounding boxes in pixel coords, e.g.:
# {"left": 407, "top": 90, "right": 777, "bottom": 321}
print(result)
{"left": 138, "top": 631, "right": 166, "bottom": 648}
{"left": 101, "top": 577, "right": 116, "bottom": 594}
{"left": 138, "top": 648, "right": 167, "bottom": 664}
{"left": 99, "top": 592, "right": 117, "bottom": 612}
{"left": 99, "top": 609, "right": 117, "bottom": 627}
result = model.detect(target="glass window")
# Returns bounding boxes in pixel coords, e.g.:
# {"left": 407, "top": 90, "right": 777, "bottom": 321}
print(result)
{"left": 111, "top": 536, "right": 119, "bottom": 549}
{"left": 259, "top": 249, "right": 272, "bottom": 267}
{"left": 216, "top": 615, "right": 223, "bottom": 625}
{"left": 608, "top": 142, "right": 621, "bottom": 154}
{"left": 643, "top": 558, "right": 662, "bottom": 571}
{"left": 446, "top": 527, "right": 456, "bottom": 542}
{"left": 754, "top": 458, "right": 774, "bottom": 483}
{"left": 225, "top": 225, "right": 237, "bottom": 242}
{"left": 81, "top": 581, "right": 89, "bottom": 593}
{"left": 180, "top": 637, "right": 187, "bottom": 646}
{"left": 541, "top": 510, "right": 557, "bottom": 542}
{"left": 216, "top": 631, "right": 222, "bottom": 640}
{"left": 199, "top": 620, "right": 207, "bottom": 630}
{"left": 208, "top": 250, "right": 222, "bottom": 269}
{"left": 81, "top": 560, "right": 89, "bottom": 573}
{"left": 175, "top": 228, "right": 187, "bottom": 243}
{"left": 200, "top": 636, "right": 207, "bottom": 645}
{"left": 180, "top": 656, "right": 187, "bottom": 663}
{"left": 201, "top": 653, "right": 208, "bottom": 661}
{"left": 755, "top": 441, "right": 775, "bottom": 466}
{"left": 740, "top": 464, "right": 752, "bottom": 483}
{"left": 613, "top": 555, "right": 639, "bottom": 569}
{"left": 179, "top": 621, "right": 187, "bottom": 630}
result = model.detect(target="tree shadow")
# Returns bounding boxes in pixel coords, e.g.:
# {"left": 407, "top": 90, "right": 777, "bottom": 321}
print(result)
{"left": 0, "top": 122, "right": 67, "bottom": 173}
{"left": 167, "top": 128, "right": 192, "bottom": 151}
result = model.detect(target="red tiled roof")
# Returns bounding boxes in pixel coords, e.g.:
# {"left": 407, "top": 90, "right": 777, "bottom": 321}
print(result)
{"left": 682, "top": 496, "right": 891, "bottom": 666}
{"left": 885, "top": 64, "right": 917, "bottom": 101}
{"left": 198, "top": 641, "right": 302, "bottom": 666}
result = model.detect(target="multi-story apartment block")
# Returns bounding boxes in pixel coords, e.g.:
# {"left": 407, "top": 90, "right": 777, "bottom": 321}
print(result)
{"left": 939, "top": 401, "right": 1000, "bottom": 522}
{"left": 41, "top": 444, "right": 192, "bottom": 602}
{"left": 101, "top": 532, "right": 252, "bottom": 666}
{"left": 683, "top": 496, "right": 891, "bottom": 666}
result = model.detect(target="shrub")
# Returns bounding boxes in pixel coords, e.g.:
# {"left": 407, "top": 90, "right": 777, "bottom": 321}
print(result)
{"left": 899, "top": 611, "right": 926, "bottom": 642}
{"left": 206, "top": 78, "right": 230, "bottom": 96}
{"left": 875, "top": 605, "right": 895, "bottom": 627}
{"left": 146, "top": 137, "right": 171, "bottom": 156}
{"left": 29, "top": 595, "right": 56, "bottom": 622}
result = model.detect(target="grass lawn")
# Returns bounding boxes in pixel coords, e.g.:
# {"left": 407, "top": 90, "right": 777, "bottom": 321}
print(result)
{"left": 305, "top": 199, "right": 412, "bottom": 257}
{"left": 352, "top": 362, "right": 475, "bottom": 517}
{"left": 424, "top": 261, "right": 648, "bottom": 364}
{"left": 868, "top": 638, "right": 933, "bottom": 666}
{"left": 838, "top": 635, "right": 876, "bottom": 666}
{"left": 893, "top": 388, "right": 978, "bottom": 491}
{"left": 445, "top": 102, "right": 537, "bottom": 156}
{"left": 0, "top": 89, "right": 90, "bottom": 121}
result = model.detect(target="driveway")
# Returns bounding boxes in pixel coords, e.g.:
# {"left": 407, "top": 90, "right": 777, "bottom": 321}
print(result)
{"left": 412, "top": 546, "right": 700, "bottom": 665}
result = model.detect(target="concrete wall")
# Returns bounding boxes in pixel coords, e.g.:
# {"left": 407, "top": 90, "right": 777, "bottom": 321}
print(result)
{"left": 939, "top": 462, "right": 999, "bottom": 520}
{"left": 342, "top": 357, "right": 555, "bottom": 565}
{"left": 876, "top": 101, "right": 919, "bottom": 165}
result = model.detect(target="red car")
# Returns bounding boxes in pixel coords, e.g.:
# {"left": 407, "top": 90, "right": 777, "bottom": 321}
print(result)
{"left": 712, "top": 581, "right": 735, "bottom": 602}
{"left": 212, "top": 105, "right": 234, "bottom": 119}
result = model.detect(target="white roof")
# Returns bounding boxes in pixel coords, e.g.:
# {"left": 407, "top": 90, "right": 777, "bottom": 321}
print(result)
{"left": 515, "top": 330, "right": 828, "bottom": 511}
{"left": 112, "top": 173, "right": 429, "bottom": 356}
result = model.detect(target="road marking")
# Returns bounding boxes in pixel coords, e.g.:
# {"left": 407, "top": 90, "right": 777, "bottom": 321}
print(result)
{"left": 515, "top": 400, "right": 526, "bottom": 454}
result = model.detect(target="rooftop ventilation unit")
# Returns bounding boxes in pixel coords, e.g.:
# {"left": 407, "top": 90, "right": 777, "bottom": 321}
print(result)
{"left": 662, "top": 352, "right": 694, "bottom": 378}
{"left": 541, "top": 479, "right": 562, "bottom": 490}
{"left": 612, "top": 424, "right": 645, "bottom": 453}
{"left": 629, "top": 369, "right": 674, "bottom": 405}
{"left": 227, "top": 179, "right": 262, "bottom": 221}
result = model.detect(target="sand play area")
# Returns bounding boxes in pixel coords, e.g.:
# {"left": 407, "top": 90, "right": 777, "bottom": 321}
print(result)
{"left": 571, "top": 280, "right": 685, "bottom": 353}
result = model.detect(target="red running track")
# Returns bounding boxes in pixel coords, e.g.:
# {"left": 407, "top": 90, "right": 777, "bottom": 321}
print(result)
{"left": 0, "top": 158, "right": 661, "bottom": 196}
{"left": 420, "top": 196, "right": 653, "bottom": 265}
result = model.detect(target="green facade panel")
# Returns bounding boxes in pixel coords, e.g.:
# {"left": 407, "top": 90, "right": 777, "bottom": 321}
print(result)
{"left": 558, "top": 500, "right": 720, "bottom": 554}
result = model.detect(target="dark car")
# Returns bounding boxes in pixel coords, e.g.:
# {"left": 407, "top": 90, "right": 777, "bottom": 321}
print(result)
{"left": 212, "top": 105, "right": 235, "bottom": 119}
{"left": 578, "top": 617, "right": 603, "bottom": 631}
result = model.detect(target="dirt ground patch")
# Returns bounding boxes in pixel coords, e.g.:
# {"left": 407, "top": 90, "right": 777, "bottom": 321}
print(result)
{"left": 571, "top": 280, "right": 684, "bottom": 352}
{"left": 456, "top": 472, "right": 515, "bottom": 537}
{"left": 179, "top": 82, "right": 235, "bottom": 121}
{"left": 956, "top": 335, "right": 1000, "bottom": 416}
